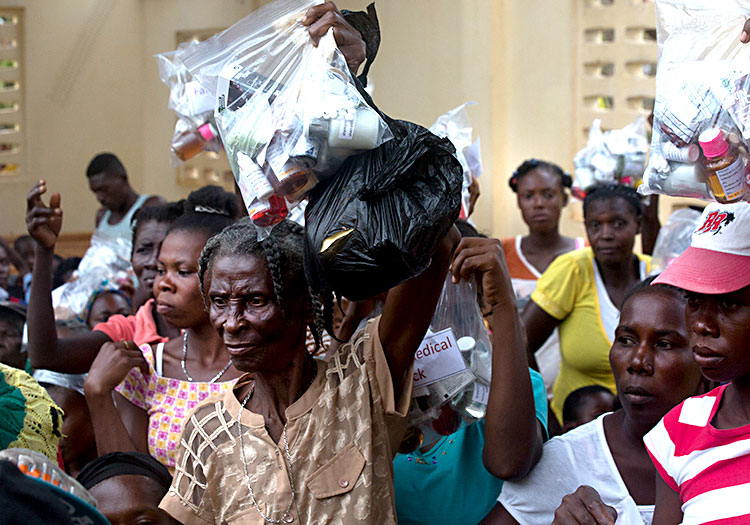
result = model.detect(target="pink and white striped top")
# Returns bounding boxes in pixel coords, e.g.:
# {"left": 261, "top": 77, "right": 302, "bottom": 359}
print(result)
{"left": 644, "top": 384, "right": 750, "bottom": 524}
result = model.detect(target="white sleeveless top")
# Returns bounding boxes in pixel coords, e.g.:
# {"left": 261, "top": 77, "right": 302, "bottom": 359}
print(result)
{"left": 94, "top": 194, "right": 150, "bottom": 247}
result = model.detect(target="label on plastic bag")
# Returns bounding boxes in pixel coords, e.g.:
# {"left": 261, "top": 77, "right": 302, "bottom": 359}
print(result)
{"left": 413, "top": 328, "right": 466, "bottom": 387}
{"left": 185, "top": 80, "right": 215, "bottom": 116}
{"left": 471, "top": 382, "right": 490, "bottom": 405}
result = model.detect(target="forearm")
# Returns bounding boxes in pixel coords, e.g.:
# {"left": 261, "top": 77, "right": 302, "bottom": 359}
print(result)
{"left": 27, "top": 244, "right": 60, "bottom": 368}
{"left": 84, "top": 386, "right": 139, "bottom": 456}
{"left": 483, "top": 301, "right": 543, "bottom": 480}
{"left": 379, "top": 228, "right": 459, "bottom": 382}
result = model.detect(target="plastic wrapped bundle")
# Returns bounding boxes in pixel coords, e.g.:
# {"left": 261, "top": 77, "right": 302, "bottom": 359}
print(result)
{"left": 429, "top": 102, "right": 483, "bottom": 220}
{"left": 303, "top": 119, "right": 463, "bottom": 301}
{"left": 157, "top": 44, "right": 223, "bottom": 166}
{"left": 399, "top": 275, "right": 492, "bottom": 452}
{"left": 640, "top": 0, "right": 750, "bottom": 203}
{"left": 572, "top": 117, "right": 649, "bottom": 199}
{"left": 649, "top": 207, "right": 703, "bottom": 274}
{"left": 177, "top": 0, "right": 392, "bottom": 234}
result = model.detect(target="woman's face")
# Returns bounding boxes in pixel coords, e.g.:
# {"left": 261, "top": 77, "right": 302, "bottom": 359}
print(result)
{"left": 205, "top": 254, "right": 307, "bottom": 373}
{"left": 585, "top": 197, "right": 640, "bottom": 266}
{"left": 153, "top": 230, "right": 209, "bottom": 329}
{"left": 685, "top": 285, "right": 750, "bottom": 383}
{"left": 131, "top": 220, "right": 171, "bottom": 295}
{"left": 86, "top": 292, "right": 131, "bottom": 328}
{"left": 516, "top": 168, "right": 567, "bottom": 233}
{"left": 88, "top": 475, "right": 178, "bottom": 525}
{"left": 610, "top": 289, "right": 703, "bottom": 428}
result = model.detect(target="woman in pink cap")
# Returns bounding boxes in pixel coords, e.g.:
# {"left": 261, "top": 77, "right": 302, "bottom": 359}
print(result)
{"left": 644, "top": 201, "right": 750, "bottom": 524}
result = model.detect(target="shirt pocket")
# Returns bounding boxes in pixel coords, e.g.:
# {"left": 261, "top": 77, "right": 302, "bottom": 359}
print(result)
{"left": 305, "top": 442, "right": 366, "bottom": 499}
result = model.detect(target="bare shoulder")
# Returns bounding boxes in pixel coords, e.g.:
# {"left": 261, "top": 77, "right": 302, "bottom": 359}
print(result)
{"left": 143, "top": 195, "right": 167, "bottom": 207}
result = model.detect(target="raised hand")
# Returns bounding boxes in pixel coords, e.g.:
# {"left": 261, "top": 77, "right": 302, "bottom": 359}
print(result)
{"left": 302, "top": 1, "right": 366, "bottom": 73}
{"left": 552, "top": 486, "right": 617, "bottom": 525}
{"left": 84, "top": 340, "right": 149, "bottom": 397}
{"left": 26, "top": 180, "right": 62, "bottom": 249}
{"left": 450, "top": 237, "right": 514, "bottom": 313}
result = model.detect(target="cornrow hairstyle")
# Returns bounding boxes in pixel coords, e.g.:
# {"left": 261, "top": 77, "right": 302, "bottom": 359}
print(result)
{"left": 85, "top": 153, "right": 126, "bottom": 179}
{"left": 582, "top": 183, "right": 643, "bottom": 220}
{"left": 198, "top": 217, "right": 327, "bottom": 353}
{"left": 508, "top": 158, "right": 573, "bottom": 193}
{"left": 166, "top": 186, "right": 240, "bottom": 239}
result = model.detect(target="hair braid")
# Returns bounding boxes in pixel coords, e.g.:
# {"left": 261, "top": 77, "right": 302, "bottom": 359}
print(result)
{"left": 307, "top": 286, "right": 325, "bottom": 351}
{"left": 261, "top": 238, "right": 289, "bottom": 318}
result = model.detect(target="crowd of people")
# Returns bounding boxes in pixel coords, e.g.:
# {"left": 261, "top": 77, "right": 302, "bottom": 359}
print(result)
{"left": 2, "top": 4, "right": 750, "bottom": 525}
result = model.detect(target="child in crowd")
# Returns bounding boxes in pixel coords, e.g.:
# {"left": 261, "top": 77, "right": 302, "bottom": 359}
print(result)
{"left": 645, "top": 202, "right": 750, "bottom": 523}
{"left": 562, "top": 385, "right": 617, "bottom": 433}
{"left": 81, "top": 285, "right": 133, "bottom": 329}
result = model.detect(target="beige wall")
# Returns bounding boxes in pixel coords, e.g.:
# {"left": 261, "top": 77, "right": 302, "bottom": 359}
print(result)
{"left": 0, "top": 0, "right": 585, "bottom": 242}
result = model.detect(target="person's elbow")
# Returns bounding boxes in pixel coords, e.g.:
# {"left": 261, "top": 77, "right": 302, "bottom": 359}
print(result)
{"left": 482, "top": 429, "right": 543, "bottom": 481}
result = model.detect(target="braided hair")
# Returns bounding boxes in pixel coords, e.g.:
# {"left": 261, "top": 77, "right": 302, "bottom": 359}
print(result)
{"left": 166, "top": 185, "right": 240, "bottom": 239}
{"left": 198, "top": 218, "right": 327, "bottom": 352}
{"left": 583, "top": 183, "right": 643, "bottom": 220}
{"left": 508, "top": 158, "right": 573, "bottom": 193}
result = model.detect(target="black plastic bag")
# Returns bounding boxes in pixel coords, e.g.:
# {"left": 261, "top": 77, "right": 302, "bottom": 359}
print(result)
{"left": 304, "top": 117, "right": 463, "bottom": 301}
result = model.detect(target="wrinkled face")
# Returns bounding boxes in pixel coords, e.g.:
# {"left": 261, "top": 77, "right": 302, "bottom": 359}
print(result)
{"left": 131, "top": 220, "right": 170, "bottom": 294}
{"left": 88, "top": 475, "right": 178, "bottom": 525}
{"left": 0, "top": 245, "right": 9, "bottom": 288}
{"left": 86, "top": 292, "right": 132, "bottom": 328}
{"left": 88, "top": 172, "right": 128, "bottom": 212}
{"left": 205, "top": 254, "right": 307, "bottom": 373}
{"left": 153, "top": 230, "right": 209, "bottom": 329}
{"left": 685, "top": 285, "right": 750, "bottom": 383}
{"left": 516, "top": 168, "right": 567, "bottom": 233}
{"left": 585, "top": 197, "right": 640, "bottom": 266}
{"left": 610, "top": 289, "right": 703, "bottom": 428}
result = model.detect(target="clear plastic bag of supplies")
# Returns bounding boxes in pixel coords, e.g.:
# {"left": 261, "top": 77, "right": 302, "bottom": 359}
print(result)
{"left": 54, "top": 231, "right": 131, "bottom": 319}
{"left": 572, "top": 117, "right": 649, "bottom": 199}
{"left": 156, "top": 44, "right": 222, "bottom": 166}
{"left": 640, "top": 0, "right": 750, "bottom": 203}
{"left": 649, "top": 207, "right": 703, "bottom": 274}
{"left": 429, "top": 102, "right": 483, "bottom": 220}
{"left": 398, "top": 274, "right": 492, "bottom": 453}
{"left": 177, "top": 0, "right": 392, "bottom": 234}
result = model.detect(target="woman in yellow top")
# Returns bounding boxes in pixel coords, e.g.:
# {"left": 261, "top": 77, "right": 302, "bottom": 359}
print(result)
{"left": 522, "top": 184, "right": 651, "bottom": 425}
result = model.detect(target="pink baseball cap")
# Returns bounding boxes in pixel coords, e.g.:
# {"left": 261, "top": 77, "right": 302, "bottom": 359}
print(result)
{"left": 653, "top": 201, "right": 750, "bottom": 294}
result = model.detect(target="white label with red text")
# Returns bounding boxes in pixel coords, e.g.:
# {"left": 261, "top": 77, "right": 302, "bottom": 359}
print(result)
{"left": 413, "top": 328, "right": 466, "bottom": 387}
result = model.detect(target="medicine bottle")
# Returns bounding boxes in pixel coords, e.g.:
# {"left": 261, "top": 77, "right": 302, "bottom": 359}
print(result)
{"left": 171, "top": 122, "right": 218, "bottom": 162}
{"left": 698, "top": 128, "right": 747, "bottom": 203}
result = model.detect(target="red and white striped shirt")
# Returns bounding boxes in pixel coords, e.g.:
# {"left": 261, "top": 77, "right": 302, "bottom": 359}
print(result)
{"left": 644, "top": 384, "right": 750, "bottom": 524}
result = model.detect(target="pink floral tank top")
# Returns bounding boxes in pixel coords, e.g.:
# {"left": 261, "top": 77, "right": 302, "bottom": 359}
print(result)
{"left": 115, "top": 343, "right": 236, "bottom": 472}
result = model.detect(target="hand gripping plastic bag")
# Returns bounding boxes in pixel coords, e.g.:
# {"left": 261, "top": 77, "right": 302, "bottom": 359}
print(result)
{"left": 429, "top": 102, "right": 483, "bottom": 220}
{"left": 398, "top": 274, "right": 492, "bottom": 452}
{"left": 640, "top": 0, "right": 750, "bottom": 203}
{"left": 177, "top": 0, "right": 392, "bottom": 230}
{"left": 156, "top": 44, "right": 222, "bottom": 166}
{"left": 303, "top": 117, "right": 463, "bottom": 302}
